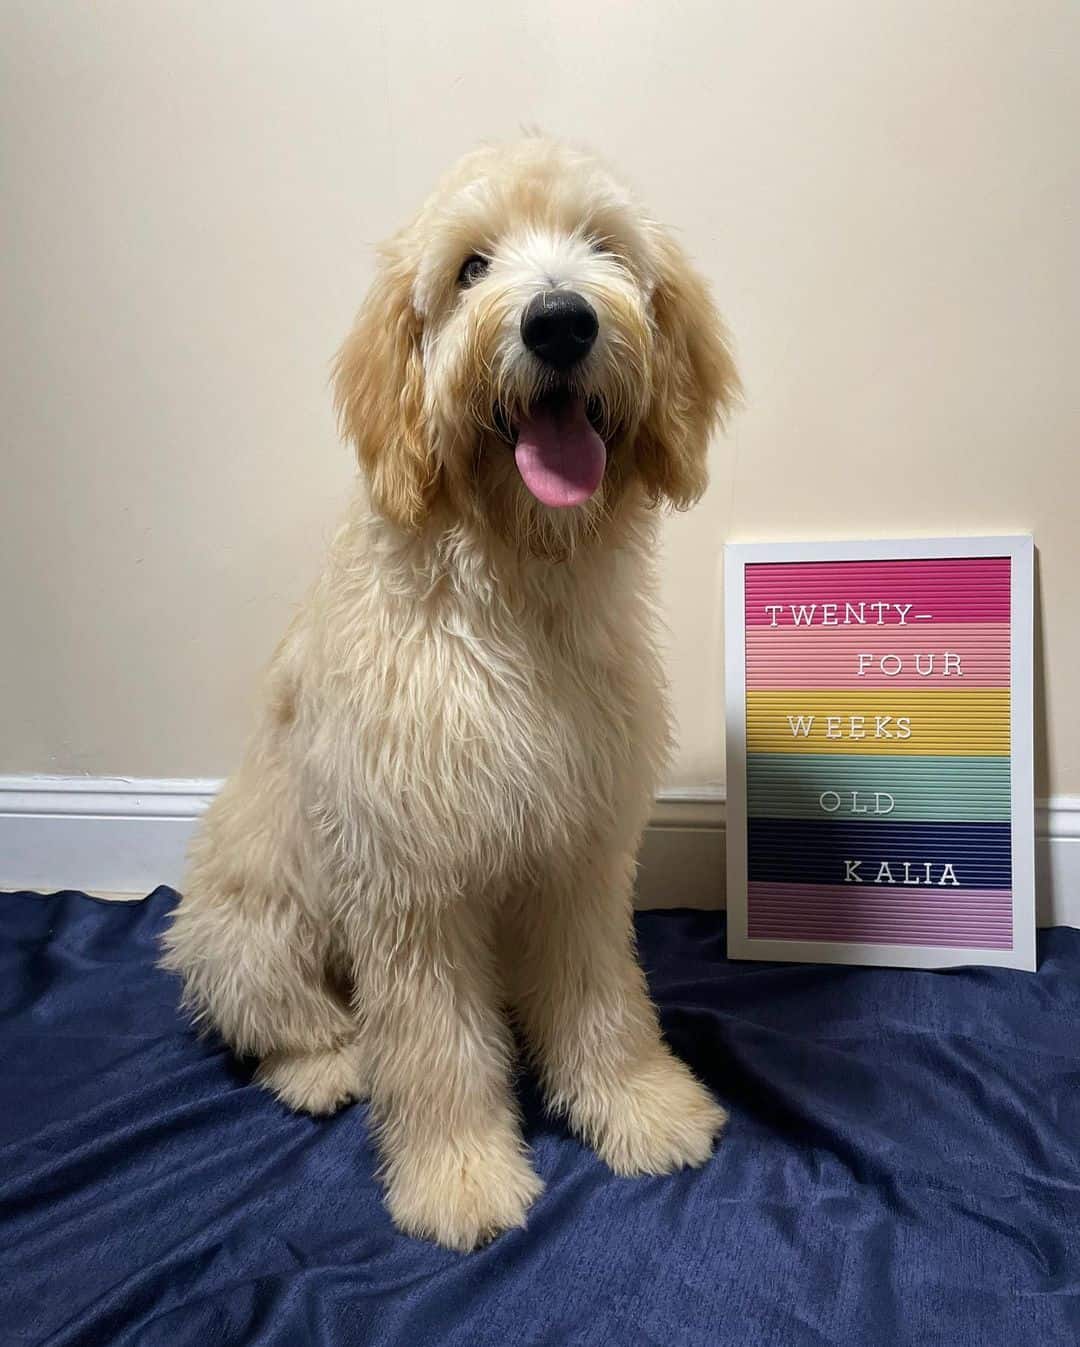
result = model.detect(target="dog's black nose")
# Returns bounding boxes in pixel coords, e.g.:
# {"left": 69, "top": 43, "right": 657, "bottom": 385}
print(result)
{"left": 520, "top": 291, "right": 598, "bottom": 370}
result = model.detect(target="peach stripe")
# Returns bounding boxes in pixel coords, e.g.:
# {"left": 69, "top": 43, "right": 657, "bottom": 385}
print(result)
{"left": 746, "top": 622, "right": 1010, "bottom": 688}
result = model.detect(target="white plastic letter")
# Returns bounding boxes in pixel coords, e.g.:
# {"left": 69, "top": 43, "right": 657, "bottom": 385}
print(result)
{"left": 943, "top": 652, "right": 963, "bottom": 677}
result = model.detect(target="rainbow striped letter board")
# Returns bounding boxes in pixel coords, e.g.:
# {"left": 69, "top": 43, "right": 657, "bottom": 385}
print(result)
{"left": 724, "top": 537, "right": 1035, "bottom": 970}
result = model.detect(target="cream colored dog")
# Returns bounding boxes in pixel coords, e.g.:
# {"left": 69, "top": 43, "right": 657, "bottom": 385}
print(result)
{"left": 162, "top": 137, "right": 739, "bottom": 1251}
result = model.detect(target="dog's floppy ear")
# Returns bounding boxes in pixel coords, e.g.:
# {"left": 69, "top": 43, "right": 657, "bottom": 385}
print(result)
{"left": 635, "top": 229, "right": 740, "bottom": 509}
{"left": 333, "top": 246, "right": 439, "bottom": 530}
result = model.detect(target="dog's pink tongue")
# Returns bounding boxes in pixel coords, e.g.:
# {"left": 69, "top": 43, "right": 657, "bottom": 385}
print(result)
{"left": 514, "top": 396, "right": 606, "bottom": 508}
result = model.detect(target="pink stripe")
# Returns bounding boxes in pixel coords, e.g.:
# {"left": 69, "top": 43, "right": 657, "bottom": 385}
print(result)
{"left": 745, "top": 558, "right": 1010, "bottom": 625}
{"left": 746, "top": 622, "right": 1011, "bottom": 688}
{"left": 748, "top": 929, "right": 1015, "bottom": 949}
{"left": 746, "top": 882, "right": 1013, "bottom": 949}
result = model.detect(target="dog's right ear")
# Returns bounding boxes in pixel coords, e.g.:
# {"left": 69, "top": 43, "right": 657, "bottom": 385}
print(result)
{"left": 332, "top": 246, "right": 440, "bottom": 531}
{"left": 634, "top": 229, "right": 740, "bottom": 510}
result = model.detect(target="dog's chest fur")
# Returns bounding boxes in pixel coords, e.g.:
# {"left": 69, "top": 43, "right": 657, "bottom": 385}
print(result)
{"left": 288, "top": 502, "right": 670, "bottom": 891}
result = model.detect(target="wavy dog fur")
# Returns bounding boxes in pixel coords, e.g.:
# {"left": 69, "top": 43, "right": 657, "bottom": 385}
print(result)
{"left": 161, "top": 137, "right": 739, "bottom": 1250}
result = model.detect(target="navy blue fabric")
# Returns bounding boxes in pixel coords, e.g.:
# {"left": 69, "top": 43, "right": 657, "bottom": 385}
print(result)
{"left": 2, "top": 888, "right": 1079, "bottom": 1347}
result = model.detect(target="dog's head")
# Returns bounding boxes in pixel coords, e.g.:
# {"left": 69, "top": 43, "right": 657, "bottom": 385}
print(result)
{"left": 334, "top": 138, "right": 738, "bottom": 556}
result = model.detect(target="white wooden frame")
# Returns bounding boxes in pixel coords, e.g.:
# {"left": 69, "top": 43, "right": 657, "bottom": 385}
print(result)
{"left": 723, "top": 535, "right": 1035, "bottom": 971}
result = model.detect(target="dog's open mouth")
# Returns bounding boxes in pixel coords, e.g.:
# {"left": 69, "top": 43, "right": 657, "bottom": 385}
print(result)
{"left": 504, "top": 391, "right": 607, "bottom": 509}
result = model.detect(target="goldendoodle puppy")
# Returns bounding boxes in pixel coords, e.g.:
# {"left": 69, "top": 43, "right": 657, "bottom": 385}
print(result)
{"left": 162, "top": 136, "right": 739, "bottom": 1250}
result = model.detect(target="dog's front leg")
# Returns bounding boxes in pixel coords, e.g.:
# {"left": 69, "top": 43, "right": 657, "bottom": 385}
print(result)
{"left": 348, "top": 895, "right": 543, "bottom": 1251}
{"left": 505, "top": 848, "right": 727, "bottom": 1176}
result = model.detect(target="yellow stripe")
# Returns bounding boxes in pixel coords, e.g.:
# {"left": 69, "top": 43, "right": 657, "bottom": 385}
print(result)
{"left": 746, "top": 690, "right": 1010, "bottom": 756}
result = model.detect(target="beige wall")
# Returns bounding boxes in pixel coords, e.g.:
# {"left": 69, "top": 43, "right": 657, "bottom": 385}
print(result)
{"left": 2, "top": 2, "right": 1076, "bottom": 796}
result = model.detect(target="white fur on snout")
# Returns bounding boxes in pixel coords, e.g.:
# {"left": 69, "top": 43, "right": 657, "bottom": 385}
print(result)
{"left": 495, "top": 229, "right": 616, "bottom": 384}
{"left": 502, "top": 227, "right": 602, "bottom": 296}
{"left": 424, "top": 225, "right": 651, "bottom": 447}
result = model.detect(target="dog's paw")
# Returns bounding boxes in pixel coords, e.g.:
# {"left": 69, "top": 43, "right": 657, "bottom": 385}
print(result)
{"left": 383, "top": 1131, "right": 544, "bottom": 1252}
{"left": 588, "top": 1053, "right": 727, "bottom": 1177}
{"left": 255, "top": 1045, "right": 365, "bottom": 1116}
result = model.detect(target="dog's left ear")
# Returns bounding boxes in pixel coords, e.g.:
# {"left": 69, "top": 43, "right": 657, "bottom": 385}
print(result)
{"left": 333, "top": 244, "right": 440, "bottom": 531}
{"left": 635, "top": 230, "right": 740, "bottom": 509}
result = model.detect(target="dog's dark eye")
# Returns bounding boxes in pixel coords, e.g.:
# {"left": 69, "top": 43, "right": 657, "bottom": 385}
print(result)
{"left": 457, "top": 254, "right": 490, "bottom": 288}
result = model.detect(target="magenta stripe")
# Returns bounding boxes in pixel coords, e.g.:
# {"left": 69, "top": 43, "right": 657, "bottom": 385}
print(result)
{"left": 749, "top": 919, "right": 1013, "bottom": 933}
{"left": 749, "top": 915, "right": 1012, "bottom": 929}
{"left": 745, "top": 557, "right": 1010, "bottom": 625}
{"left": 746, "top": 882, "right": 1013, "bottom": 949}
{"left": 748, "top": 915, "right": 1013, "bottom": 927}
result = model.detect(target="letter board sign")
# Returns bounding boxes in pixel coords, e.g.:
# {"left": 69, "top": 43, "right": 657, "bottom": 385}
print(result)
{"left": 723, "top": 536, "right": 1035, "bottom": 970}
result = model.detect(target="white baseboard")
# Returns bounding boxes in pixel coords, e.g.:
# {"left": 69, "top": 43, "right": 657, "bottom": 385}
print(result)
{"left": 0, "top": 776, "right": 218, "bottom": 899}
{"left": 1, "top": 776, "right": 1077, "bottom": 928}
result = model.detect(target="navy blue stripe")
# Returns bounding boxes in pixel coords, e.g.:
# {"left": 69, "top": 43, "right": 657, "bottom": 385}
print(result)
{"left": 747, "top": 818, "right": 1012, "bottom": 889}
